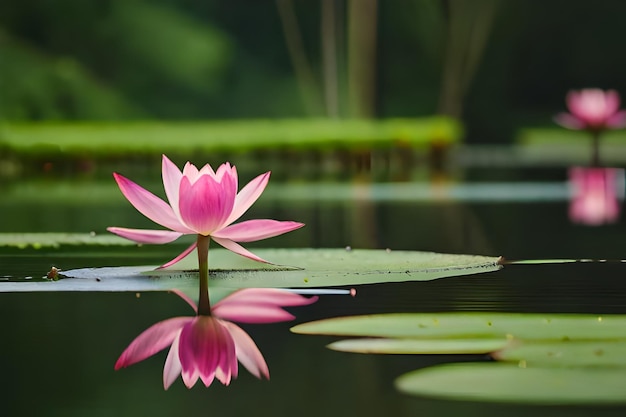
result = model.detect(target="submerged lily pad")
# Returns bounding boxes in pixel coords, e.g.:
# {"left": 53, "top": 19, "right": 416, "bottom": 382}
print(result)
{"left": 0, "top": 248, "right": 502, "bottom": 293}
{"left": 328, "top": 338, "right": 510, "bottom": 354}
{"left": 395, "top": 363, "right": 626, "bottom": 405}
{"left": 495, "top": 340, "right": 626, "bottom": 367}
{"left": 291, "top": 312, "right": 626, "bottom": 341}
{"left": 0, "top": 233, "right": 134, "bottom": 248}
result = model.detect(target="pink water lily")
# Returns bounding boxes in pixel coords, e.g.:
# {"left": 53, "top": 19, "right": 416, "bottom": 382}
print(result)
{"left": 555, "top": 89, "right": 626, "bottom": 132}
{"left": 554, "top": 89, "right": 626, "bottom": 167}
{"left": 115, "top": 288, "right": 318, "bottom": 389}
{"left": 569, "top": 167, "right": 623, "bottom": 226}
{"left": 108, "top": 155, "right": 303, "bottom": 268}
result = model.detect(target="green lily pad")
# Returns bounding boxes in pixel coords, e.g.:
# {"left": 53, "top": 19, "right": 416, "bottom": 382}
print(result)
{"left": 291, "top": 312, "right": 626, "bottom": 341}
{"left": 0, "top": 248, "right": 502, "bottom": 294}
{"left": 0, "top": 233, "right": 135, "bottom": 248}
{"left": 395, "top": 363, "right": 626, "bottom": 405}
{"left": 159, "top": 248, "right": 502, "bottom": 287}
{"left": 495, "top": 340, "right": 626, "bottom": 367}
{"left": 328, "top": 338, "right": 510, "bottom": 354}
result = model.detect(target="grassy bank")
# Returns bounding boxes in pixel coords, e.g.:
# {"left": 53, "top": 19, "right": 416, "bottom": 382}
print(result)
{"left": 0, "top": 117, "right": 461, "bottom": 155}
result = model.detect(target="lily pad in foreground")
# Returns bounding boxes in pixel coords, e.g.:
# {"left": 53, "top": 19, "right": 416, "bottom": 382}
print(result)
{"left": 295, "top": 312, "right": 626, "bottom": 405}
{"left": 494, "top": 340, "right": 626, "bottom": 367}
{"left": 291, "top": 312, "right": 626, "bottom": 341}
{"left": 328, "top": 338, "right": 510, "bottom": 354}
{"left": 0, "top": 233, "right": 134, "bottom": 248}
{"left": 395, "top": 363, "right": 626, "bottom": 405}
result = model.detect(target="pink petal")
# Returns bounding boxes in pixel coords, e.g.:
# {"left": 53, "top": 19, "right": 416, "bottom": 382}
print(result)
{"left": 162, "top": 155, "right": 184, "bottom": 220}
{"left": 227, "top": 288, "right": 318, "bottom": 307}
{"left": 180, "top": 317, "right": 238, "bottom": 388}
{"left": 107, "top": 227, "right": 183, "bottom": 244}
{"left": 179, "top": 320, "right": 206, "bottom": 388}
{"left": 218, "top": 288, "right": 319, "bottom": 307}
{"left": 604, "top": 89, "right": 621, "bottom": 114}
{"left": 213, "top": 303, "right": 296, "bottom": 323}
{"left": 565, "top": 90, "right": 582, "bottom": 114}
{"left": 115, "top": 317, "right": 192, "bottom": 370}
{"left": 182, "top": 162, "right": 202, "bottom": 183}
{"left": 181, "top": 367, "right": 200, "bottom": 388}
{"left": 569, "top": 167, "right": 621, "bottom": 225}
{"left": 163, "top": 333, "right": 183, "bottom": 390}
{"left": 213, "top": 288, "right": 318, "bottom": 323}
{"left": 215, "top": 163, "right": 237, "bottom": 187}
{"left": 158, "top": 241, "right": 198, "bottom": 269}
{"left": 113, "top": 173, "right": 190, "bottom": 233}
{"left": 225, "top": 172, "right": 270, "bottom": 225}
{"left": 211, "top": 237, "right": 269, "bottom": 263}
{"left": 568, "top": 89, "right": 601, "bottom": 120}
{"left": 565, "top": 89, "right": 623, "bottom": 128}
{"left": 178, "top": 174, "right": 236, "bottom": 235}
{"left": 214, "top": 319, "right": 237, "bottom": 386}
{"left": 554, "top": 113, "right": 584, "bottom": 130}
{"left": 223, "top": 322, "right": 269, "bottom": 380}
{"left": 213, "top": 220, "right": 304, "bottom": 242}
{"left": 606, "top": 110, "right": 626, "bottom": 128}
{"left": 197, "top": 163, "right": 217, "bottom": 180}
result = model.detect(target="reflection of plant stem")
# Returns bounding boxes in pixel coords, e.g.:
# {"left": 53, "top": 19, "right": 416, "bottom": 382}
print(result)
{"left": 591, "top": 131, "right": 601, "bottom": 167}
{"left": 197, "top": 235, "right": 211, "bottom": 316}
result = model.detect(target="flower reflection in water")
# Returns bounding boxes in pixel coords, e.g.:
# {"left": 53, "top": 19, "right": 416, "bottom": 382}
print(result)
{"left": 115, "top": 289, "right": 318, "bottom": 389}
{"left": 569, "top": 167, "right": 625, "bottom": 226}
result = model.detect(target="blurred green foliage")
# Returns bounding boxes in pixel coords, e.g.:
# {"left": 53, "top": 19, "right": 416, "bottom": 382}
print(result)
{"left": 0, "top": 29, "right": 144, "bottom": 119}
{"left": 0, "top": 117, "right": 460, "bottom": 154}
{"left": 1, "top": 0, "right": 626, "bottom": 143}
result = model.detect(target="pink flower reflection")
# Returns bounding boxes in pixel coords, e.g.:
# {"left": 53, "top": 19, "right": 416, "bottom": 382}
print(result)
{"left": 555, "top": 89, "right": 626, "bottom": 132}
{"left": 569, "top": 167, "right": 624, "bottom": 225}
{"left": 108, "top": 155, "right": 304, "bottom": 268}
{"left": 115, "top": 289, "right": 318, "bottom": 389}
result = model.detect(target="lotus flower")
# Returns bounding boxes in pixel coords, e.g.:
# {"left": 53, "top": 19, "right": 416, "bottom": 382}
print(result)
{"left": 555, "top": 89, "right": 626, "bottom": 132}
{"left": 569, "top": 167, "right": 624, "bottom": 225}
{"left": 115, "top": 288, "right": 318, "bottom": 389}
{"left": 108, "top": 155, "right": 303, "bottom": 268}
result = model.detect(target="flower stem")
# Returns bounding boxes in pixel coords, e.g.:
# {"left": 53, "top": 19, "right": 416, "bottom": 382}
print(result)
{"left": 591, "top": 131, "right": 601, "bottom": 167}
{"left": 197, "top": 235, "right": 211, "bottom": 316}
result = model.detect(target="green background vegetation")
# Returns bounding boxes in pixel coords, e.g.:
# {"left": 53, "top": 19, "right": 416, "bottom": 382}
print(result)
{"left": 2, "top": 0, "right": 626, "bottom": 144}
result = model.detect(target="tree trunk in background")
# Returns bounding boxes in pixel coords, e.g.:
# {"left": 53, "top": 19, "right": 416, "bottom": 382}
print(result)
{"left": 276, "top": 0, "right": 323, "bottom": 116}
{"left": 438, "top": 0, "right": 497, "bottom": 118}
{"left": 321, "top": 0, "right": 340, "bottom": 118}
{"left": 347, "top": 0, "right": 378, "bottom": 118}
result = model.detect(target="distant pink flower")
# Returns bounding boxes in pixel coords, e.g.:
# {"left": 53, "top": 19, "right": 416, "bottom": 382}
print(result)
{"left": 115, "top": 288, "right": 318, "bottom": 389}
{"left": 108, "top": 155, "right": 303, "bottom": 268}
{"left": 569, "top": 167, "right": 624, "bottom": 225}
{"left": 555, "top": 89, "right": 626, "bottom": 132}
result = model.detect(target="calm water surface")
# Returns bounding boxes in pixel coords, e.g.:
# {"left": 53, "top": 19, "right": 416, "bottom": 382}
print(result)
{"left": 1, "top": 178, "right": 626, "bottom": 417}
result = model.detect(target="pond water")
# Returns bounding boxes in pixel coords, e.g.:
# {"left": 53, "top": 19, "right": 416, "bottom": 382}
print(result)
{"left": 1, "top": 167, "right": 626, "bottom": 417}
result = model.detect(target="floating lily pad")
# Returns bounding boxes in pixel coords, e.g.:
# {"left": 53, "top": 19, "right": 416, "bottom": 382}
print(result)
{"left": 291, "top": 312, "right": 626, "bottom": 341}
{"left": 494, "top": 340, "right": 626, "bottom": 367}
{"left": 159, "top": 248, "right": 502, "bottom": 287}
{"left": 395, "top": 363, "right": 626, "bottom": 405}
{"left": 0, "top": 248, "right": 502, "bottom": 294}
{"left": 0, "top": 233, "right": 135, "bottom": 248}
{"left": 328, "top": 338, "right": 510, "bottom": 354}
